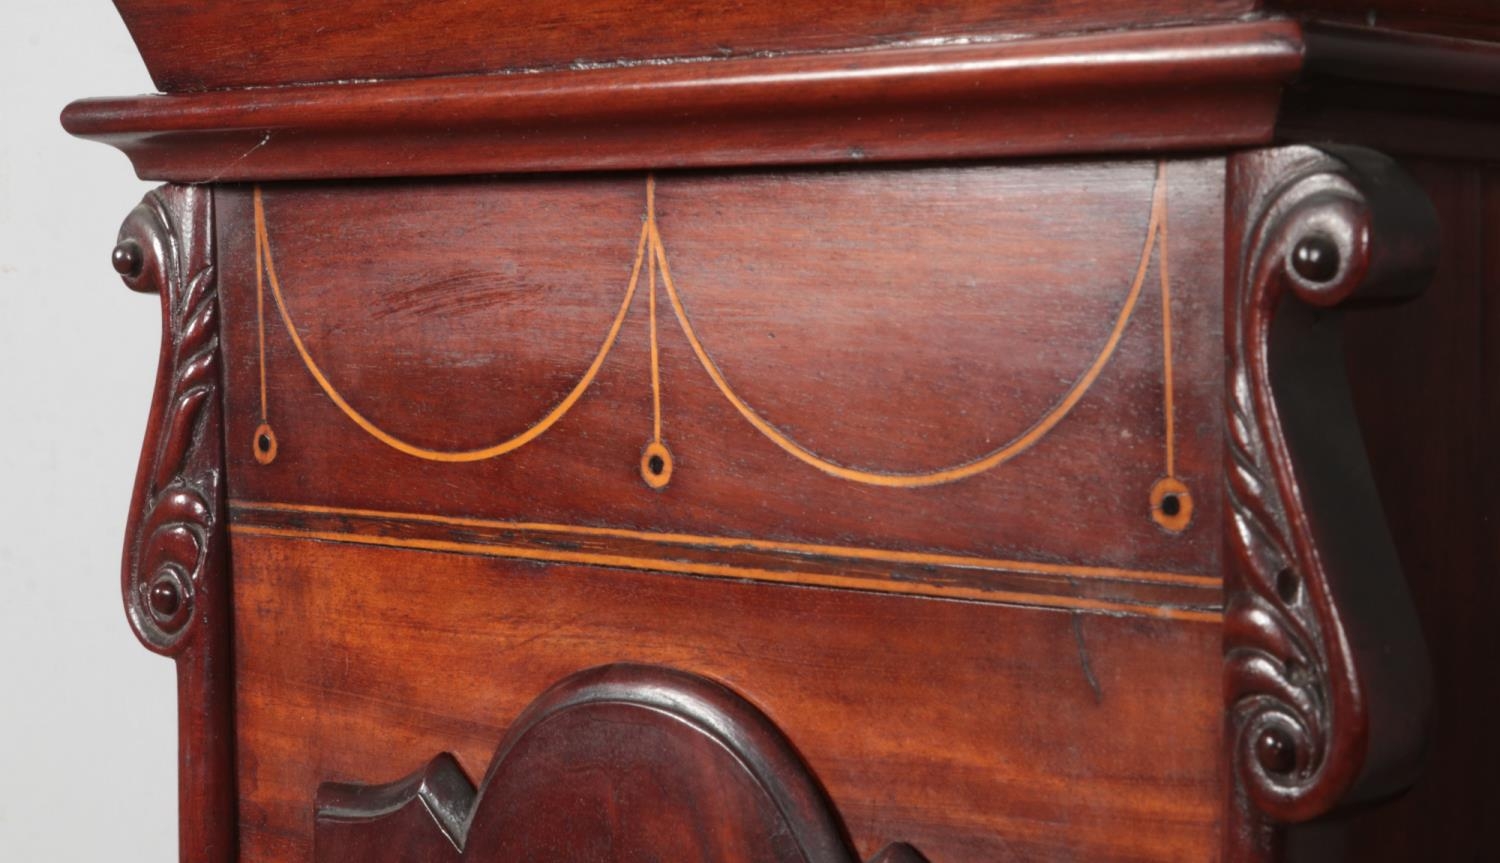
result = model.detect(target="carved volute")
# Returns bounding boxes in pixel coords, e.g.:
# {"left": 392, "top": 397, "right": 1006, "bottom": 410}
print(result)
{"left": 116, "top": 185, "right": 236, "bottom": 863}
{"left": 1223, "top": 146, "right": 1437, "bottom": 858}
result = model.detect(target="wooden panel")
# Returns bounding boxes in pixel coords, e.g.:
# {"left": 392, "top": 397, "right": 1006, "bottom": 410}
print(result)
{"left": 232, "top": 535, "right": 1224, "bottom": 862}
{"left": 1272, "top": 1, "right": 1500, "bottom": 40}
{"left": 1291, "top": 160, "right": 1500, "bottom": 862}
{"left": 1275, "top": 25, "right": 1500, "bottom": 161}
{"left": 113, "top": 0, "right": 1256, "bottom": 92}
{"left": 217, "top": 157, "right": 1230, "bottom": 860}
{"left": 313, "top": 665, "right": 925, "bottom": 863}
{"left": 215, "top": 159, "right": 1226, "bottom": 617}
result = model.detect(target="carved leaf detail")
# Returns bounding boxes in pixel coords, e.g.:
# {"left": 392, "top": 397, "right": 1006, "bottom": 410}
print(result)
{"left": 119, "top": 189, "right": 223, "bottom": 656}
{"left": 1224, "top": 149, "right": 1436, "bottom": 831}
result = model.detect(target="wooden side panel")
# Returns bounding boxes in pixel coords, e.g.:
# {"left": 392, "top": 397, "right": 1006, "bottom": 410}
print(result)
{"left": 216, "top": 159, "right": 1230, "bottom": 860}
{"left": 115, "top": 186, "right": 236, "bottom": 863}
{"left": 217, "top": 161, "right": 1226, "bottom": 594}
{"left": 233, "top": 536, "right": 1223, "bottom": 862}
{"left": 1294, "top": 161, "right": 1500, "bottom": 862}
{"left": 313, "top": 664, "right": 926, "bottom": 863}
{"left": 1272, "top": 1, "right": 1500, "bottom": 40}
{"left": 114, "top": 0, "right": 1255, "bottom": 92}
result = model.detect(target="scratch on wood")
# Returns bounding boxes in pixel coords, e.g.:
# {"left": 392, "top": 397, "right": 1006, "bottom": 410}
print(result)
{"left": 205, "top": 131, "right": 272, "bottom": 182}
{"left": 1071, "top": 614, "right": 1103, "bottom": 704}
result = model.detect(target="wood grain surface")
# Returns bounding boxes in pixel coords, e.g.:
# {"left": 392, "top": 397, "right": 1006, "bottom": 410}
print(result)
{"left": 113, "top": 0, "right": 1255, "bottom": 92}
{"left": 233, "top": 535, "right": 1223, "bottom": 862}
{"left": 61, "top": 21, "right": 1301, "bottom": 182}
{"left": 217, "top": 157, "right": 1231, "bottom": 861}
{"left": 313, "top": 664, "right": 927, "bottom": 862}
{"left": 216, "top": 160, "right": 1226, "bottom": 611}
{"left": 1292, "top": 159, "right": 1500, "bottom": 863}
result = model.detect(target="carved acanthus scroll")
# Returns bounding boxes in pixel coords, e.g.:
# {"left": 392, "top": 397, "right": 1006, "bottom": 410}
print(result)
{"left": 117, "top": 185, "right": 235, "bottom": 863}
{"left": 1224, "top": 146, "right": 1436, "bottom": 857}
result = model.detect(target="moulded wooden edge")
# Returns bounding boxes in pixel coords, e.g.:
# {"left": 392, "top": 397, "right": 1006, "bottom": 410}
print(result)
{"left": 1300, "top": 22, "right": 1500, "bottom": 93}
{"left": 1273, "top": 23, "right": 1500, "bottom": 160}
{"left": 112, "top": 0, "right": 1260, "bottom": 93}
{"left": 312, "top": 664, "right": 929, "bottom": 862}
{"left": 61, "top": 20, "right": 1304, "bottom": 182}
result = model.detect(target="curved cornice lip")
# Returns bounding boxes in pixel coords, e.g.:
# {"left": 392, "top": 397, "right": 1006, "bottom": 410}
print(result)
{"left": 61, "top": 20, "right": 1303, "bottom": 182}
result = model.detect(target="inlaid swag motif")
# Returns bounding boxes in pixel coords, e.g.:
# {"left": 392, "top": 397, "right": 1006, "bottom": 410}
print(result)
{"left": 248, "top": 165, "right": 1191, "bottom": 529}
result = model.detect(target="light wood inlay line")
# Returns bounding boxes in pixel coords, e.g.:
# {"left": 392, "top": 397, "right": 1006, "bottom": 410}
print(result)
{"left": 231, "top": 522, "right": 1222, "bottom": 622}
{"left": 251, "top": 165, "right": 1178, "bottom": 494}
{"left": 650, "top": 165, "right": 1164, "bottom": 487}
{"left": 229, "top": 499, "right": 1220, "bottom": 588}
{"left": 1159, "top": 166, "right": 1178, "bottom": 480}
{"left": 254, "top": 186, "right": 651, "bottom": 463}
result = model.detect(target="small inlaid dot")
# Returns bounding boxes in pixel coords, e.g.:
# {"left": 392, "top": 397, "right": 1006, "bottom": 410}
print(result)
{"left": 252, "top": 423, "right": 278, "bottom": 465}
{"left": 640, "top": 441, "right": 673, "bottom": 490}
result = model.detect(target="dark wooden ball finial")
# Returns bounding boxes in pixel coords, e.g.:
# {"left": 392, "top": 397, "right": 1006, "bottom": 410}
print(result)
{"left": 149, "top": 580, "right": 182, "bottom": 620}
{"left": 1290, "top": 234, "right": 1340, "bottom": 283}
{"left": 1254, "top": 728, "right": 1297, "bottom": 777}
{"left": 112, "top": 239, "right": 143, "bottom": 276}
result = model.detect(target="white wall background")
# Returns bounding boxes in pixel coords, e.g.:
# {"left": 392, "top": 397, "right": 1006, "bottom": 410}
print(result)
{"left": 1, "top": 3, "right": 174, "bottom": 860}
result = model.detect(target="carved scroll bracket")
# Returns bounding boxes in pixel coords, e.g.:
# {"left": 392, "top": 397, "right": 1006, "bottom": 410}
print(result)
{"left": 116, "top": 185, "right": 235, "bottom": 862}
{"left": 1224, "top": 145, "right": 1437, "bottom": 852}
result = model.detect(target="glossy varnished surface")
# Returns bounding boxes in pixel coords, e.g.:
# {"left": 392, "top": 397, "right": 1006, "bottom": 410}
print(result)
{"left": 233, "top": 536, "right": 1223, "bottom": 861}
{"left": 217, "top": 158, "right": 1230, "bottom": 860}
{"left": 114, "top": 0, "right": 1256, "bottom": 92}
{"left": 1312, "top": 159, "right": 1500, "bottom": 863}
{"left": 216, "top": 161, "right": 1226, "bottom": 615}
{"left": 61, "top": 22, "right": 1300, "bottom": 182}
{"left": 69, "top": 1, "right": 1496, "bottom": 858}
{"left": 314, "top": 665, "right": 926, "bottom": 862}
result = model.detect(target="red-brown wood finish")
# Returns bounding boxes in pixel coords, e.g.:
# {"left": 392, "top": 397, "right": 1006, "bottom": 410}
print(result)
{"left": 69, "top": 2, "right": 1500, "bottom": 862}
{"left": 219, "top": 158, "right": 1229, "bottom": 860}
{"left": 60, "top": 21, "right": 1302, "bottom": 183}
{"left": 1221, "top": 146, "right": 1436, "bottom": 861}
{"left": 313, "top": 664, "right": 926, "bottom": 863}
{"left": 1289, "top": 160, "right": 1500, "bottom": 863}
{"left": 115, "top": 186, "right": 236, "bottom": 863}
{"left": 1276, "top": 24, "right": 1500, "bottom": 162}
{"left": 217, "top": 161, "right": 1226, "bottom": 593}
{"left": 1274, "top": 0, "right": 1500, "bottom": 40}
{"left": 234, "top": 536, "right": 1224, "bottom": 862}
{"left": 112, "top": 0, "right": 1257, "bottom": 93}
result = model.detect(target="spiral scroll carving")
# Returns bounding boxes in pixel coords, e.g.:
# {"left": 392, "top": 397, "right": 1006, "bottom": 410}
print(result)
{"left": 116, "top": 185, "right": 236, "bottom": 862}
{"left": 1224, "top": 147, "right": 1435, "bottom": 832}
{"left": 118, "top": 186, "right": 223, "bottom": 655}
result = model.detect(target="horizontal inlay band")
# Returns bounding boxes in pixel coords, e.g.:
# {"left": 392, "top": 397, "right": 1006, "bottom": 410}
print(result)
{"left": 230, "top": 500, "right": 1223, "bottom": 622}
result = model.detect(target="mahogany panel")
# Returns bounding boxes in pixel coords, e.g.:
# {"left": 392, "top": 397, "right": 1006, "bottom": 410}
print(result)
{"left": 232, "top": 534, "right": 1224, "bottom": 862}
{"left": 314, "top": 664, "right": 926, "bottom": 863}
{"left": 1272, "top": 1, "right": 1500, "bottom": 41}
{"left": 1293, "top": 161, "right": 1500, "bottom": 862}
{"left": 61, "top": 22, "right": 1301, "bottom": 182}
{"left": 115, "top": 185, "right": 236, "bottom": 863}
{"left": 114, "top": 0, "right": 1256, "bottom": 93}
{"left": 1276, "top": 25, "right": 1500, "bottom": 161}
{"left": 1221, "top": 146, "right": 1436, "bottom": 861}
{"left": 214, "top": 160, "right": 1227, "bottom": 618}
